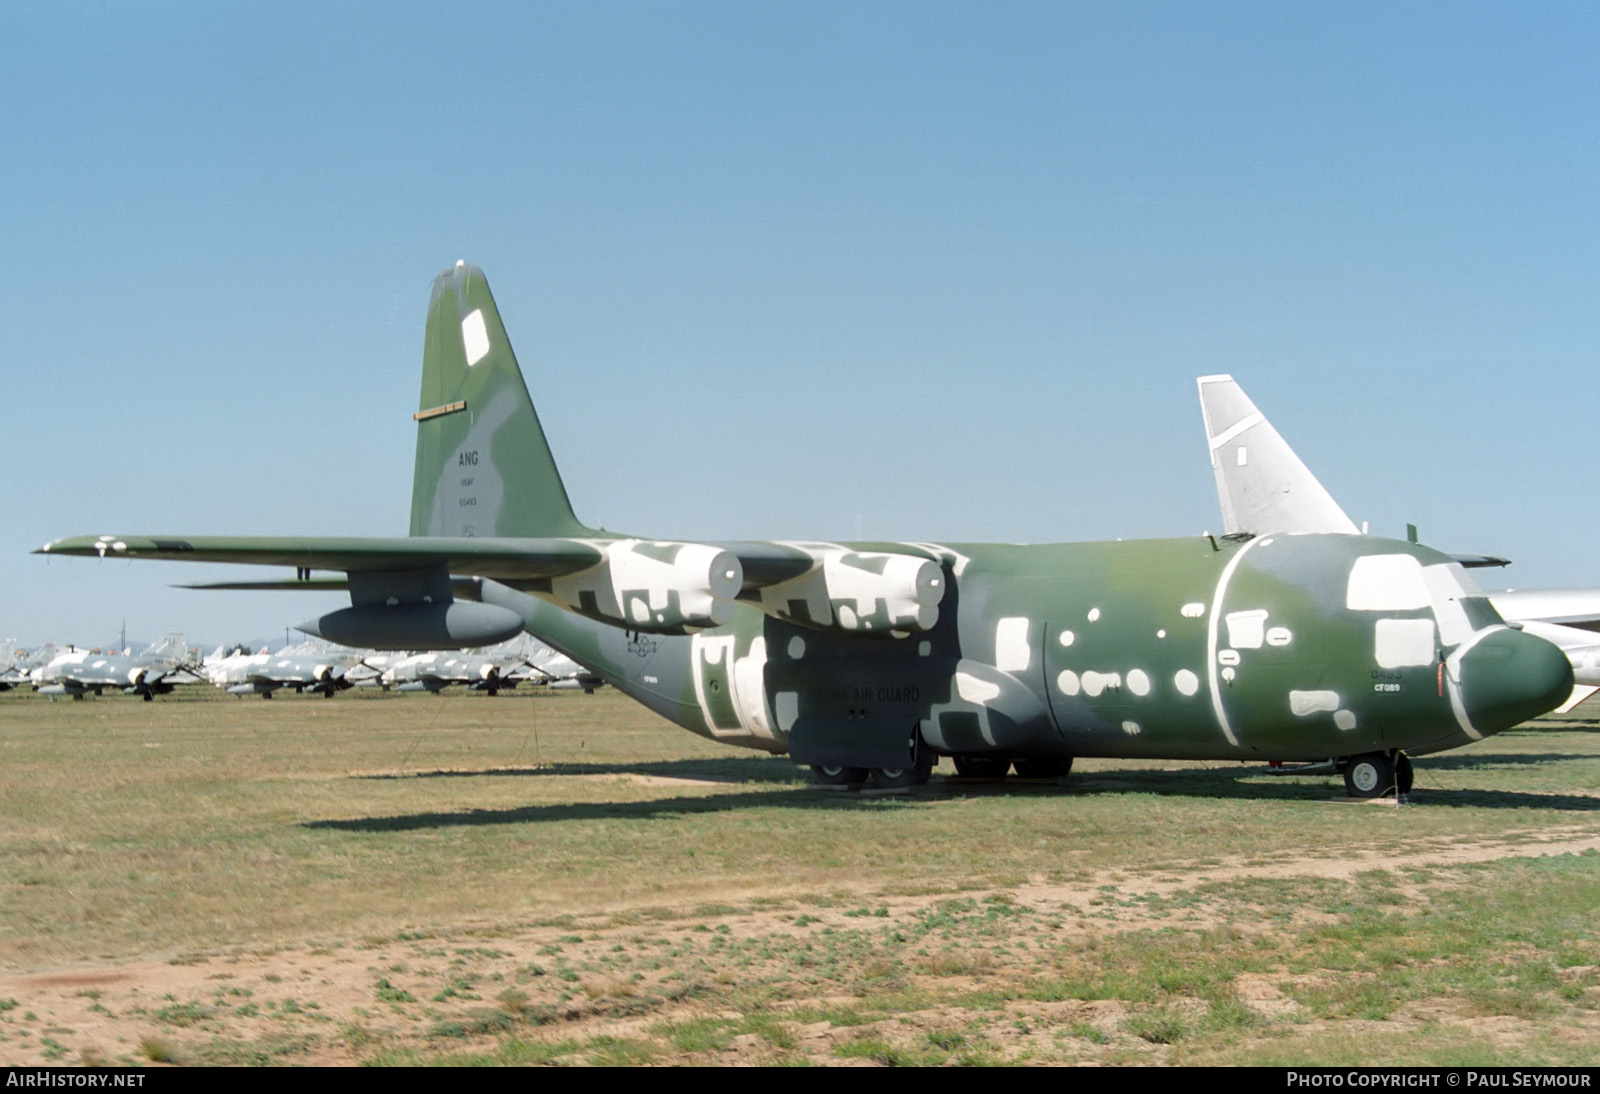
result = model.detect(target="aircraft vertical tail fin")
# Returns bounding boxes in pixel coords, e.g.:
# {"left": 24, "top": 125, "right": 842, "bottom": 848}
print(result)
{"left": 143, "top": 633, "right": 187, "bottom": 660}
{"left": 1197, "top": 375, "right": 1359, "bottom": 536}
{"left": 410, "top": 263, "right": 597, "bottom": 539}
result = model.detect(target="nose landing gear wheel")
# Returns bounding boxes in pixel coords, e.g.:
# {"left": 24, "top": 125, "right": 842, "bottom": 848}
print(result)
{"left": 1343, "top": 751, "right": 1398, "bottom": 798}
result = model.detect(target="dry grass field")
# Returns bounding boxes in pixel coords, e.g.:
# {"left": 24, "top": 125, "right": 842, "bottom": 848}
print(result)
{"left": 1, "top": 684, "right": 1597, "bottom": 1066}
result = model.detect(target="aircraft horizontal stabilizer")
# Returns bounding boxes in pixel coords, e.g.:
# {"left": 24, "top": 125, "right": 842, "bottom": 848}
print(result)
{"left": 1449, "top": 553, "right": 1512, "bottom": 570}
{"left": 1491, "top": 589, "right": 1600, "bottom": 634}
{"left": 178, "top": 576, "right": 496, "bottom": 604}
{"left": 179, "top": 577, "right": 351, "bottom": 592}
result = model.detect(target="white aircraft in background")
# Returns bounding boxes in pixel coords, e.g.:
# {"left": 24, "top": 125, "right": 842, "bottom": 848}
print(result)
{"left": 204, "top": 640, "right": 364, "bottom": 698}
{"left": 32, "top": 634, "right": 195, "bottom": 701}
{"left": 1198, "top": 374, "right": 1600, "bottom": 713}
{"left": 379, "top": 634, "right": 596, "bottom": 695}
{"left": 513, "top": 646, "right": 605, "bottom": 693}
{"left": 0, "top": 641, "right": 35, "bottom": 690}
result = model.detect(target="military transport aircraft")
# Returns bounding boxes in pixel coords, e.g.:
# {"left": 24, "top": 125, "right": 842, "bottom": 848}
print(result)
{"left": 38, "top": 263, "right": 1573, "bottom": 797}
{"left": 1197, "top": 373, "right": 1600, "bottom": 717}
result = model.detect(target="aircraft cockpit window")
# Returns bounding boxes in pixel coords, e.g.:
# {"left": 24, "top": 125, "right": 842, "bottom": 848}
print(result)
{"left": 1460, "top": 597, "right": 1503, "bottom": 632}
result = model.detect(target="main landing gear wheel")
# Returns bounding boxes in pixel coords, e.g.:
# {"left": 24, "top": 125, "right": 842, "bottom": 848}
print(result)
{"left": 871, "top": 755, "right": 934, "bottom": 790}
{"left": 1012, "top": 757, "right": 1073, "bottom": 779}
{"left": 952, "top": 755, "right": 1010, "bottom": 779}
{"left": 1343, "top": 751, "right": 1397, "bottom": 799}
{"left": 810, "top": 764, "right": 868, "bottom": 787}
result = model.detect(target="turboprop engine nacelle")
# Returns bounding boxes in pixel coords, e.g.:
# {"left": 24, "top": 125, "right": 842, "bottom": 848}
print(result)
{"left": 757, "top": 549, "right": 945, "bottom": 635}
{"left": 544, "top": 540, "right": 743, "bottom": 634}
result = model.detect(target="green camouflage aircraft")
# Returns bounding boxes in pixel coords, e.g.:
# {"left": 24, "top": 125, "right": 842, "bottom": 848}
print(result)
{"left": 39, "top": 263, "right": 1573, "bottom": 797}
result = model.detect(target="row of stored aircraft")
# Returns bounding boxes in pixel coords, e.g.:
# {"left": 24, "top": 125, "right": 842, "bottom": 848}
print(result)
{"left": 1, "top": 634, "right": 600, "bottom": 699}
{"left": 38, "top": 262, "right": 1581, "bottom": 798}
{"left": 203, "top": 634, "right": 598, "bottom": 697}
{"left": 0, "top": 635, "right": 195, "bottom": 700}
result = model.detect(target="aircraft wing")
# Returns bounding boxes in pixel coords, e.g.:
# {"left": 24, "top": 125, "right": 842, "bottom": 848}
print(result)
{"left": 33, "top": 533, "right": 865, "bottom": 648}
{"left": 36, "top": 533, "right": 608, "bottom": 580}
{"left": 1491, "top": 589, "right": 1600, "bottom": 634}
{"left": 37, "top": 533, "right": 821, "bottom": 590}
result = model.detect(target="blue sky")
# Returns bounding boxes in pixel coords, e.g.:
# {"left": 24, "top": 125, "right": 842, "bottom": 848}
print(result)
{"left": 4, "top": 1, "right": 1598, "bottom": 647}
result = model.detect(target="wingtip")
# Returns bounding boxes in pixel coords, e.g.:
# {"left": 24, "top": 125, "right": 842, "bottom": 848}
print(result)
{"left": 33, "top": 536, "right": 79, "bottom": 555}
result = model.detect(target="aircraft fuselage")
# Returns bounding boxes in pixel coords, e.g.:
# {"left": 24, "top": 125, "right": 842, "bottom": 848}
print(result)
{"left": 485, "top": 531, "right": 1570, "bottom": 771}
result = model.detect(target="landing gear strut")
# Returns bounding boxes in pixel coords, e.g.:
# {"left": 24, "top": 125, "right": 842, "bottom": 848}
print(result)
{"left": 1012, "top": 756, "right": 1073, "bottom": 779}
{"left": 952, "top": 755, "right": 1010, "bottom": 779}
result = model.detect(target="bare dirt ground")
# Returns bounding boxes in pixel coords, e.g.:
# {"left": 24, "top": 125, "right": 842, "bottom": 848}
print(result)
{"left": 4, "top": 787, "right": 1596, "bottom": 1067}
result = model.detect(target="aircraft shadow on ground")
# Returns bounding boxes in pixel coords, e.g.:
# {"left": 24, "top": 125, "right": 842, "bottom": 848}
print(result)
{"left": 1071, "top": 762, "right": 1599, "bottom": 812}
{"left": 1396, "top": 788, "right": 1600, "bottom": 811}
{"left": 1416, "top": 751, "right": 1594, "bottom": 771}
{"left": 351, "top": 757, "right": 804, "bottom": 784}
{"left": 310, "top": 758, "right": 1597, "bottom": 833}
{"left": 306, "top": 787, "right": 886, "bottom": 832}
{"left": 1070, "top": 760, "right": 1599, "bottom": 812}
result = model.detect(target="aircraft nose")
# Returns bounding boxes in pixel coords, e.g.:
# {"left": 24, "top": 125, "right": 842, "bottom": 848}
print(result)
{"left": 1456, "top": 627, "right": 1574, "bottom": 734}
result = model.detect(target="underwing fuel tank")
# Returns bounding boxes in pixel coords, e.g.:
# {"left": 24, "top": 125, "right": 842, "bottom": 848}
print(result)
{"left": 298, "top": 602, "right": 524, "bottom": 651}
